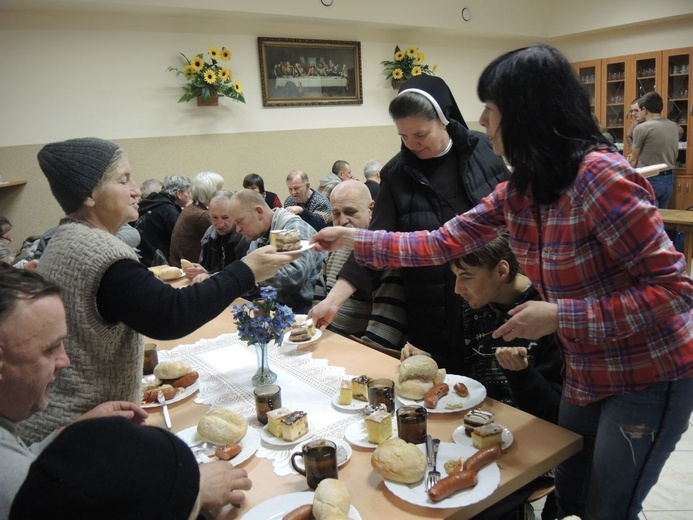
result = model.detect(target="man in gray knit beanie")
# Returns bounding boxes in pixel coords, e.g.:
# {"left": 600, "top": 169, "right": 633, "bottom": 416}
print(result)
{"left": 38, "top": 137, "right": 119, "bottom": 214}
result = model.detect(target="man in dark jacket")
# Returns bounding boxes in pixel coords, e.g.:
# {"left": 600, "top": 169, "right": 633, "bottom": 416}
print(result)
{"left": 134, "top": 175, "right": 190, "bottom": 266}
{"left": 181, "top": 191, "right": 249, "bottom": 284}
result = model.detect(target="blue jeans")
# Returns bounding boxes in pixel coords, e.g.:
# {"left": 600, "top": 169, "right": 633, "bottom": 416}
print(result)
{"left": 555, "top": 378, "right": 693, "bottom": 520}
{"left": 647, "top": 171, "right": 674, "bottom": 209}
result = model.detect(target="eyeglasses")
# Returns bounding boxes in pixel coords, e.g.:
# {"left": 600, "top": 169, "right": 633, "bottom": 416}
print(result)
{"left": 0, "top": 235, "right": 11, "bottom": 243}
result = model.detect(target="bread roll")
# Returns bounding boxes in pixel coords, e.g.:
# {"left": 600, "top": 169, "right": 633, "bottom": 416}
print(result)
{"left": 154, "top": 359, "right": 192, "bottom": 380}
{"left": 313, "top": 479, "right": 350, "bottom": 520}
{"left": 371, "top": 438, "right": 427, "bottom": 484}
{"left": 197, "top": 408, "right": 248, "bottom": 445}
{"left": 159, "top": 266, "right": 182, "bottom": 280}
{"left": 180, "top": 259, "right": 194, "bottom": 270}
{"left": 394, "top": 377, "right": 434, "bottom": 400}
{"left": 399, "top": 355, "right": 438, "bottom": 381}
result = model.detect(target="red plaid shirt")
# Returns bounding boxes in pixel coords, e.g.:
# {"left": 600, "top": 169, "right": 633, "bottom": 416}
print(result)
{"left": 355, "top": 151, "right": 693, "bottom": 405}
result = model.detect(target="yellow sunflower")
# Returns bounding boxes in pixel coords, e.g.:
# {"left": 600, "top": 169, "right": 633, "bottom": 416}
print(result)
{"left": 392, "top": 68, "right": 404, "bottom": 80}
{"left": 190, "top": 56, "right": 204, "bottom": 72}
{"left": 394, "top": 51, "right": 405, "bottom": 61}
{"left": 233, "top": 81, "right": 243, "bottom": 94}
{"left": 412, "top": 66, "right": 423, "bottom": 76}
{"left": 204, "top": 69, "right": 217, "bottom": 84}
{"left": 219, "top": 67, "right": 232, "bottom": 82}
{"left": 182, "top": 64, "right": 195, "bottom": 80}
{"left": 220, "top": 47, "right": 232, "bottom": 61}
{"left": 208, "top": 46, "right": 220, "bottom": 60}
{"left": 406, "top": 46, "right": 418, "bottom": 58}
{"left": 415, "top": 52, "right": 426, "bottom": 65}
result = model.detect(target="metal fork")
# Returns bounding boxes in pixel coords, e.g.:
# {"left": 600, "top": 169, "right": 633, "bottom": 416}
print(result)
{"left": 426, "top": 438, "right": 441, "bottom": 490}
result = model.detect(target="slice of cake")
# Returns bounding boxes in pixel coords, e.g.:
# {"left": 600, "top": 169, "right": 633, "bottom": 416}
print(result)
{"left": 464, "top": 409, "right": 494, "bottom": 436}
{"left": 352, "top": 375, "right": 371, "bottom": 402}
{"left": 364, "top": 410, "right": 392, "bottom": 444}
{"left": 471, "top": 423, "right": 504, "bottom": 449}
{"left": 280, "top": 411, "right": 309, "bottom": 441}
{"left": 266, "top": 407, "right": 293, "bottom": 438}
{"left": 338, "top": 379, "right": 353, "bottom": 405}
{"left": 270, "top": 229, "right": 301, "bottom": 252}
{"left": 289, "top": 318, "right": 315, "bottom": 342}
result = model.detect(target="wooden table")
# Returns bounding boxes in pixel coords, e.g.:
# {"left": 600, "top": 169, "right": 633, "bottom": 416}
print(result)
{"left": 660, "top": 208, "right": 693, "bottom": 275}
{"left": 146, "top": 299, "right": 582, "bottom": 520}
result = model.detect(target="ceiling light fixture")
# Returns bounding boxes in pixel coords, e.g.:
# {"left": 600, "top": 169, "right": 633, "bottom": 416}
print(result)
{"left": 461, "top": 7, "right": 471, "bottom": 22}
{"left": 321, "top": 0, "right": 334, "bottom": 6}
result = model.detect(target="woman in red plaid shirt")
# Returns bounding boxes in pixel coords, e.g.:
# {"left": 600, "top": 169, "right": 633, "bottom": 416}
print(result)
{"left": 312, "top": 44, "right": 693, "bottom": 520}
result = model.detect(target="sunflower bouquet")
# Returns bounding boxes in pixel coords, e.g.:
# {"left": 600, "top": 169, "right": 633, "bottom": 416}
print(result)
{"left": 167, "top": 45, "right": 245, "bottom": 104}
{"left": 381, "top": 45, "right": 437, "bottom": 89}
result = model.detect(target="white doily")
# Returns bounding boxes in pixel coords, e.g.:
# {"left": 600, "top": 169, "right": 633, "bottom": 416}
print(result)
{"left": 164, "top": 333, "right": 364, "bottom": 475}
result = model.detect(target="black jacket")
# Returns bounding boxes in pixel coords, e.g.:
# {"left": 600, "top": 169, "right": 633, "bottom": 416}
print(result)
{"left": 199, "top": 227, "right": 249, "bottom": 273}
{"left": 134, "top": 192, "right": 181, "bottom": 266}
{"left": 341, "top": 120, "right": 509, "bottom": 370}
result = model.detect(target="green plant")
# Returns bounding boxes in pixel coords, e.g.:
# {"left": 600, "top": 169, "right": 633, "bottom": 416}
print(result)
{"left": 167, "top": 45, "right": 246, "bottom": 104}
{"left": 381, "top": 45, "right": 437, "bottom": 89}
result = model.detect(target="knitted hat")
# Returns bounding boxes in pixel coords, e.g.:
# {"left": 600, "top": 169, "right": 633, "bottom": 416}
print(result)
{"left": 9, "top": 417, "right": 200, "bottom": 520}
{"left": 398, "top": 75, "right": 468, "bottom": 129}
{"left": 38, "top": 137, "right": 120, "bottom": 214}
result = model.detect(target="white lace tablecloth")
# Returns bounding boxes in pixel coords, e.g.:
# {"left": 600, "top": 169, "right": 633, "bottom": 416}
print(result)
{"left": 163, "top": 333, "right": 364, "bottom": 476}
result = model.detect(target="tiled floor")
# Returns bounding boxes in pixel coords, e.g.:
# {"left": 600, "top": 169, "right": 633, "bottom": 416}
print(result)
{"left": 532, "top": 413, "right": 693, "bottom": 519}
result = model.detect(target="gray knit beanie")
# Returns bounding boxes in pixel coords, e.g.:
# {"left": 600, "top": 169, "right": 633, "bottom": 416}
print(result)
{"left": 38, "top": 137, "right": 119, "bottom": 214}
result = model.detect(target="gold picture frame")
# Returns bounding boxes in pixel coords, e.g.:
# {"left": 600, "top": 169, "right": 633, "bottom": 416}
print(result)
{"left": 258, "top": 37, "right": 363, "bottom": 107}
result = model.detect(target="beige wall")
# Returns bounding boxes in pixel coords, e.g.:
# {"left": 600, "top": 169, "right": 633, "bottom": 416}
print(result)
{"left": 1, "top": 4, "right": 692, "bottom": 251}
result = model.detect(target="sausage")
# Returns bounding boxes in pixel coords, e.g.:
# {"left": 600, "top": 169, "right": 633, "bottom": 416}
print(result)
{"left": 282, "top": 504, "right": 314, "bottom": 520}
{"left": 453, "top": 382, "right": 469, "bottom": 397}
{"left": 462, "top": 444, "right": 502, "bottom": 472}
{"left": 424, "top": 383, "right": 449, "bottom": 408}
{"left": 142, "top": 384, "right": 176, "bottom": 403}
{"left": 215, "top": 443, "right": 242, "bottom": 461}
{"left": 166, "top": 371, "right": 199, "bottom": 389}
{"left": 427, "top": 470, "right": 478, "bottom": 501}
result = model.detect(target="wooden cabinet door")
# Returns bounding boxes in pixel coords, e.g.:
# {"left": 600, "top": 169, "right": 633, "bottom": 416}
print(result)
{"left": 673, "top": 174, "right": 693, "bottom": 210}
{"left": 602, "top": 56, "right": 628, "bottom": 155}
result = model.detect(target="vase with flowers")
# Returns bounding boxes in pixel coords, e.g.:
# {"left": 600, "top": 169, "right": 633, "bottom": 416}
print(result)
{"left": 232, "top": 286, "right": 294, "bottom": 386}
{"left": 167, "top": 45, "right": 246, "bottom": 105}
{"left": 381, "top": 45, "right": 437, "bottom": 89}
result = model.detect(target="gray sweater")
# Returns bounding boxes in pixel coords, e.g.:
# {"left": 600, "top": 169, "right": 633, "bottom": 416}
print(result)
{"left": 0, "top": 418, "right": 56, "bottom": 520}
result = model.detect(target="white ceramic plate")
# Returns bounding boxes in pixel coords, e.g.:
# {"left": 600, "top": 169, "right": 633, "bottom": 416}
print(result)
{"left": 396, "top": 374, "right": 487, "bottom": 414}
{"left": 141, "top": 381, "right": 199, "bottom": 409}
{"left": 383, "top": 442, "right": 500, "bottom": 508}
{"left": 343, "top": 418, "right": 398, "bottom": 449}
{"left": 276, "top": 240, "right": 315, "bottom": 254}
{"left": 260, "top": 419, "right": 316, "bottom": 446}
{"left": 176, "top": 424, "right": 260, "bottom": 466}
{"left": 452, "top": 423, "right": 514, "bottom": 451}
{"left": 241, "top": 491, "right": 362, "bottom": 520}
{"left": 282, "top": 328, "right": 322, "bottom": 347}
{"left": 331, "top": 393, "right": 368, "bottom": 412}
{"left": 290, "top": 437, "right": 353, "bottom": 470}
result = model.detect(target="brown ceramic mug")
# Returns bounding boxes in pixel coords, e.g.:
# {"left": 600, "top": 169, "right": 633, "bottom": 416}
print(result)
{"left": 143, "top": 343, "right": 158, "bottom": 375}
{"left": 396, "top": 405, "right": 428, "bottom": 444}
{"left": 290, "top": 439, "right": 338, "bottom": 489}
{"left": 254, "top": 384, "right": 282, "bottom": 425}
{"left": 367, "top": 378, "right": 395, "bottom": 413}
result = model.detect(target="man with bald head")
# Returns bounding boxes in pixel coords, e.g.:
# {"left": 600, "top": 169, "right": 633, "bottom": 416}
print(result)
{"left": 310, "top": 180, "right": 405, "bottom": 348}
{"left": 229, "top": 190, "right": 324, "bottom": 313}
{"left": 284, "top": 170, "right": 332, "bottom": 231}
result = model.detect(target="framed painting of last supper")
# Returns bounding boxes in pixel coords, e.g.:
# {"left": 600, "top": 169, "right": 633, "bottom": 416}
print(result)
{"left": 258, "top": 37, "right": 363, "bottom": 107}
